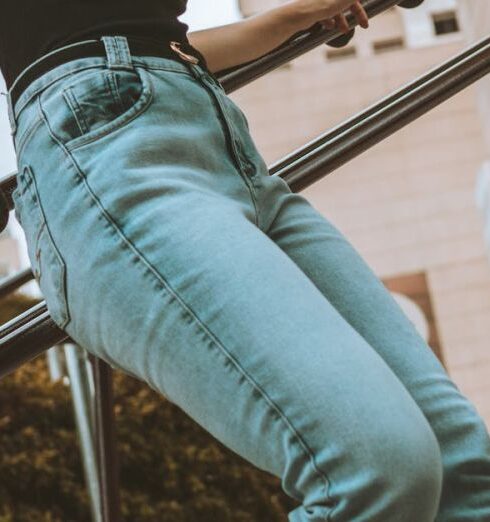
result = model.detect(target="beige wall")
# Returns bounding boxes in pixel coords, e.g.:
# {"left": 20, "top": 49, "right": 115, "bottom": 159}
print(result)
{"left": 230, "top": 2, "right": 490, "bottom": 426}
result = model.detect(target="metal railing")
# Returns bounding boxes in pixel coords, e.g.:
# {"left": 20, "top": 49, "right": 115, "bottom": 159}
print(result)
{"left": 1, "top": 1, "right": 489, "bottom": 520}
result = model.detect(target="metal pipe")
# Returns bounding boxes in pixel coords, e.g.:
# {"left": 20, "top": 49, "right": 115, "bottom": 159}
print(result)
{"left": 217, "top": 0, "right": 410, "bottom": 92}
{"left": 273, "top": 34, "right": 490, "bottom": 192}
{"left": 93, "top": 358, "right": 121, "bottom": 522}
{"left": 85, "top": 351, "right": 97, "bottom": 433}
{"left": 46, "top": 345, "right": 64, "bottom": 382}
{"left": 269, "top": 35, "right": 490, "bottom": 174}
{"left": 0, "top": 309, "right": 69, "bottom": 379}
{"left": 65, "top": 343, "right": 103, "bottom": 522}
{"left": 0, "top": 300, "right": 48, "bottom": 339}
{"left": 0, "top": 268, "right": 34, "bottom": 300}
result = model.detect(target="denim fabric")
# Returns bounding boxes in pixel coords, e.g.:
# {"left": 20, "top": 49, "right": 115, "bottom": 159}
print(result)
{"left": 7, "top": 35, "right": 490, "bottom": 521}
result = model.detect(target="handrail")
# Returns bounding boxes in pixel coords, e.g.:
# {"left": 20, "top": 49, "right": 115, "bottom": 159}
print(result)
{"left": 273, "top": 34, "right": 490, "bottom": 191}
{"left": 0, "top": 300, "right": 47, "bottom": 339}
{"left": 0, "top": 267, "right": 33, "bottom": 299}
{"left": 216, "top": 0, "right": 418, "bottom": 92}
{"left": 269, "top": 35, "right": 490, "bottom": 175}
{"left": 0, "top": 309, "right": 69, "bottom": 377}
{"left": 2, "top": 34, "right": 490, "bottom": 379}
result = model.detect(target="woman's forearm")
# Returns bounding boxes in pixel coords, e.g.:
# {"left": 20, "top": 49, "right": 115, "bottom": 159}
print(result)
{"left": 187, "top": 5, "right": 305, "bottom": 74}
{"left": 187, "top": 1, "right": 368, "bottom": 74}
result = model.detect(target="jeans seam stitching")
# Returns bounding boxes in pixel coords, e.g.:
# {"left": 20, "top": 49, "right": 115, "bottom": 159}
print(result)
{"left": 21, "top": 160, "right": 71, "bottom": 330}
{"left": 199, "top": 75, "right": 261, "bottom": 227}
{"left": 134, "top": 63, "right": 193, "bottom": 76}
{"left": 37, "top": 96, "right": 335, "bottom": 514}
{"left": 114, "top": 38, "right": 121, "bottom": 65}
{"left": 107, "top": 72, "right": 125, "bottom": 113}
{"left": 263, "top": 178, "right": 299, "bottom": 234}
{"left": 16, "top": 117, "right": 44, "bottom": 158}
{"left": 62, "top": 87, "right": 89, "bottom": 134}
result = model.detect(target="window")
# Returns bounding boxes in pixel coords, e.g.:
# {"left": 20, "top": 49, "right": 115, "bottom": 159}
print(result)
{"left": 325, "top": 46, "right": 357, "bottom": 62}
{"left": 432, "top": 11, "right": 459, "bottom": 36}
{"left": 372, "top": 37, "right": 405, "bottom": 54}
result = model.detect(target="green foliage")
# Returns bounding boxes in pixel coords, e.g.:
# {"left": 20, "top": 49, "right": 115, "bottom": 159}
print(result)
{"left": 0, "top": 293, "right": 296, "bottom": 521}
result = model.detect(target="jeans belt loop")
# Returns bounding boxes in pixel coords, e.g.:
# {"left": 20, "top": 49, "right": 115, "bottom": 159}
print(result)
{"left": 101, "top": 35, "right": 135, "bottom": 71}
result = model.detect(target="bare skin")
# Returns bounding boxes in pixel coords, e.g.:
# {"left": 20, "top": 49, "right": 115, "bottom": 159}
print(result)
{"left": 187, "top": 1, "right": 369, "bottom": 74}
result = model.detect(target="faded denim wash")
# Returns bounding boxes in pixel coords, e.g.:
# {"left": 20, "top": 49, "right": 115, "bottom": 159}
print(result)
{"left": 6, "top": 35, "right": 490, "bottom": 521}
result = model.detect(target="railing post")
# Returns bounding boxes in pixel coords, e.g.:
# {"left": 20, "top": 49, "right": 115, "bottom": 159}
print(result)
{"left": 65, "top": 344, "right": 103, "bottom": 522}
{"left": 92, "top": 357, "right": 122, "bottom": 522}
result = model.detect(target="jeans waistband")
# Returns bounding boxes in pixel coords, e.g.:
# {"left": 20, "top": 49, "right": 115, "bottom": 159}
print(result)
{"left": 4, "top": 35, "right": 209, "bottom": 138}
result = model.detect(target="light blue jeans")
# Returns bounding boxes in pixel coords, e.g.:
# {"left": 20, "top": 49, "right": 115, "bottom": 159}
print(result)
{"left": 7, "top": 35, "right": 490, "bottom": 521}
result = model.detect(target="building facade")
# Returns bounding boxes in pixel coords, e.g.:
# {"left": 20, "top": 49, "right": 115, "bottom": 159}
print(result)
{"left": 232, "top": 0, "right": 490, "bottom": 426}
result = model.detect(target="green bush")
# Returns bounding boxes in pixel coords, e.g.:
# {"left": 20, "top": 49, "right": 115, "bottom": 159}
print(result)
{"left": 0, "top": 293, "right": 296, "bottom": 521}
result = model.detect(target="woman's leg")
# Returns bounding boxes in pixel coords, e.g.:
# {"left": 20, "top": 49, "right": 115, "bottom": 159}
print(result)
{"left": 66, "top": 187, "right": 444, "bottom": 522}
{"left": 29, "top": 164, "right": 443, "bottom": 522}
{"left": 255, "top": 174, "right": 490, "bottom": 521}
{"left": 14, "top": 42, "right": 443, "bottom": 519}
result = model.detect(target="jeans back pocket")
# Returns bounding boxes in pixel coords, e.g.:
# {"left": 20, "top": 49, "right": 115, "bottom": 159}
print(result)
{"left": 12, "top": 165, "right": 71, "bottom": 330}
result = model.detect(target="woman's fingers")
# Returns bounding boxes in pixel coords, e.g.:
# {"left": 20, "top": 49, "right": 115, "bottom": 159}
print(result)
{"left": 335, "top": 13, "right": 350, "bottom": 33}
{"left": 324, "top": 1, "right": 369, "bottom": 33}
{"left": 351, "top": 1, "right": 369, "bottom": 28}
{"left": 322, "top": 17, "right": 336, "bottom": 29}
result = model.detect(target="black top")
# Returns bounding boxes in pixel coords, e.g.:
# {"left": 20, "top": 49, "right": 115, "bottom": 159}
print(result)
{"left": 0, "top": 0, "right": 190, "bottom": 90}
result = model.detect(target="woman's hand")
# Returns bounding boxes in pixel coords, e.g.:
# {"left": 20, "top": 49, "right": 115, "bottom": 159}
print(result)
{"left": 282, "top": 0, "right": 369, "bottom": 34}
{"left": 187, "top": 0, "right": 370, "bottom": 74}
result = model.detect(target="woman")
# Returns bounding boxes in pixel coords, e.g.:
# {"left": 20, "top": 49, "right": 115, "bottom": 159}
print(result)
{"left": 2, "top": 1, "right": 490, "bottom": 520}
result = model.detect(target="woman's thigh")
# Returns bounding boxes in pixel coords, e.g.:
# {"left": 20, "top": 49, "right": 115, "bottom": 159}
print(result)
{"left": 259, "top": 181, "right": 490, "bottom": 520}
{"left": 44, "top": 172, "right": 444, "bottom": 520}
